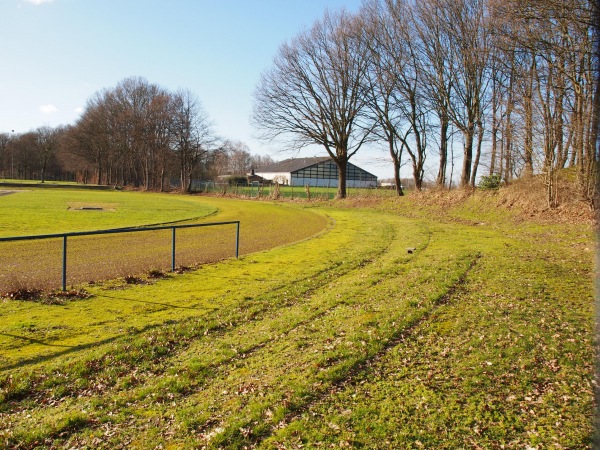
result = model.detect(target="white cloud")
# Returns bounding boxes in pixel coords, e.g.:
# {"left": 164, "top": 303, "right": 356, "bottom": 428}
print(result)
{"left": 39, "top": 104, "right": 58, "bottom": 114}
{"left": 74, "top": 106, "right": 83, "bottom": 114}
{"left": 23, "top": 0, "right": 54, "bottom": 5}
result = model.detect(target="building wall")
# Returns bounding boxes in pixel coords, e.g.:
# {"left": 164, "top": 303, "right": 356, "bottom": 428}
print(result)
{"left": 291, "top": 177, "right": 376, "bottom": 188}
{"left": 256, "top": 160, "right": 377, "bottom": 188}
{"left": 292, "top": 160, "right": 377, "bottom": 188}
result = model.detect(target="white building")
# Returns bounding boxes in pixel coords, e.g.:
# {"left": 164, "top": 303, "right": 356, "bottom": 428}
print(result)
{"left": 255, "top": 157, "right": 377, "bottom": 188}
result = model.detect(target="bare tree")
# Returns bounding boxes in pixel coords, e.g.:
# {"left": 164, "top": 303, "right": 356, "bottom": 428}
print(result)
{"left": 421, "top": 0, "right": 491, "bottom": 188}
{"left": 10, "top": 132, "right": 37, "bottom": 180}
{"left": 384, "top": 0, "right": 431, "bottom": 191}
{"left": 361, "top": 0, "right": 408, "bottom": 195}
{"left": 147, "top": 93, "right": 175, "bottom": 191}
{"left": 250, "top": 154, "right": 275, "bottom": 169}
{"left": 222, "top": 140, "right": 253, "bottom": 174}
{"left": 66, "top": 91, "right": 114, "bottom": 184}
{"left": 110, "top": 77, "right": 166, "bottom": 188}
{"left": 253, "top": 10, "right": 373, "bottom": 199}
{"left": 66, "top": 78, "right": 215, "bottom": 191}
{"left": 0, "top": 132, "right": 10, "bottom": 177}
{"left": 34, "top": 126, "right": 61, "bottom": 183}
{"left": 490, "top": 0, "right": 597, "bottom": 205}
{"left": 411, "top": 0, "right": 455, "bottom": 188}
{"left": 171, "top": 88, "right": 216, "bottom": 193}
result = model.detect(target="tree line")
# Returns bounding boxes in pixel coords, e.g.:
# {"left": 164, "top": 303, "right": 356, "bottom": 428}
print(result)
{"left": 0, "top": 77, "right": 272, "bottom": 192}
{"left": 1, "top": 0, "right": 596, "bottom": 203}
{"left": 253, "top": 0, "right": 598, "bottom": 202}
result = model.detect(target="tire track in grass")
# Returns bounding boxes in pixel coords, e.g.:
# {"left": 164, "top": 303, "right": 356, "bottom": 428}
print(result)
{"left": 262, "top": 252, "right": 481, "bottom": 448}
{"left": 0, "top": 216, "right": 464, "bottom": 448}
{"left": 0, "top": 257, "right": 367, "bottom": 412}
{"left": 71, "top": 223, "right": 462, "bottom": 449}
{"left": 263, "top": 228, "right": 594, "bottom": 449}
{"left": 153, "top": 223, "right": 473, "bottom": 448}
{"left": 0, "top": 211, "right": 401, "bottom": 446}
{"left": 76, "top": 227, "right": 412, "bottom": 448}
{"left": 14, "top": 214, "right": 418, "bottom": 448}
{"left": 197, "top": 253, "right": 479, "bottom": 448}
{"left": 2, "top": 214, "right": 459, "bottom": 449}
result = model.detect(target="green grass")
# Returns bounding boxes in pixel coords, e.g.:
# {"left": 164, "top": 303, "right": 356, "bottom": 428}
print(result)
{"left": 0, "top": 189, "right": 218, "bottom": 237}
{"left": 0, "top": 192, "right": 594, "bottom": 448}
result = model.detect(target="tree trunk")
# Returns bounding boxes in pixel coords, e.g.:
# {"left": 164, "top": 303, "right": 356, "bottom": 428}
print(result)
{"left": 523, "top": 59, "right": 535, "bottom": 177}
{"left": 160, "top": 167, "right": 166, "bottom": 192}
{"left": 335, "top": 156, "right": 347, "bottom": 199}
{"left": 470, "top": 121, "right": 484, "bottom": 187}
{"left": 390, "top": 138, "right": 404, "bottom": 196}
{"left": 490, "top": 80, "right": 499, "bottom": 176}
{"left": 40, "top": 160, "right": 46, "bottom": 183}
{"left": 436, "top": 118, "right": 449, "bottom": 187}
{"left": 460, "top": 126, "right": 474, "bottom": 187}
{"left": 413, "top": 161, "right": 423, "bottom": 191}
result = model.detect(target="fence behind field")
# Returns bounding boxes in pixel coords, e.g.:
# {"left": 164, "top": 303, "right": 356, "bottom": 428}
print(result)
{"left": 191, "top": 181, "right": 384, "bottom": 200}
{"left": 0, "top": 221, "right": 240, "bottom": 292}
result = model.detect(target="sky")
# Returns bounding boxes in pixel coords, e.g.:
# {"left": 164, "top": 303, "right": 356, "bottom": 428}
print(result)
{"left": 0, "top": 0, "right": 404, "bottom": 179}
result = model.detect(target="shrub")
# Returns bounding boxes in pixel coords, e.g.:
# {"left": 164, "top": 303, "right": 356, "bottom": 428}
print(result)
{"left": 478, "top": 174, "right": 502, "bottom": 190}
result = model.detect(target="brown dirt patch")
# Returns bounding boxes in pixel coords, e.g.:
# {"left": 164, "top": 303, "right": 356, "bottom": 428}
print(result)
{"left": 67, "top": 202, "right": 118, "bottom": 211}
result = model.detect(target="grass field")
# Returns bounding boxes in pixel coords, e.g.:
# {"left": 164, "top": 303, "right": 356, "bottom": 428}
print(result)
{"left": 0, "top": 189, "right": 218, "bottom": 237}
{"left": 0, "top": 189, "right": 329, "bottom": 291}
{"left": 0, "top": 188, "right": 595, "bottom": 448}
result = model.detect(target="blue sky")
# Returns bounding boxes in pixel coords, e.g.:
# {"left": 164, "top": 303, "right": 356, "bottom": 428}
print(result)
{"left": 1, "top": 0, "right": 400, "bottom": 178}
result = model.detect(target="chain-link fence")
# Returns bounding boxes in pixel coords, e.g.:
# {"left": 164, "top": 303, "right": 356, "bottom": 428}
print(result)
{"left": 188, "top": 181, "right": 394, "bottom": 200}
{"left": 0, "top": 221, "right": 239, "bottom": 293}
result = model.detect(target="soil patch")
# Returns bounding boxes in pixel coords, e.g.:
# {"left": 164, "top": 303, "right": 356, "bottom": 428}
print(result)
{"left": 67, "top": 202, "right": 117, "bottom": 212}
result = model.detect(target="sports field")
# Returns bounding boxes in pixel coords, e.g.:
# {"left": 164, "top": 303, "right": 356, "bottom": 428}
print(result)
{"left": 0, "top": 189, "right": 328, "bottom": 292}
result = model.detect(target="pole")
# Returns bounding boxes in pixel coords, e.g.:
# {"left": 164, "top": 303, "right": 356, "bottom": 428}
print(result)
{"left": 235, "top": 222, "right": 240, "bottom": 258}
{"left": 62, "top": 236, "right": 67, "bottom": 291}
{"left": 171, "top": 227, "right": 176, "bottom": 272}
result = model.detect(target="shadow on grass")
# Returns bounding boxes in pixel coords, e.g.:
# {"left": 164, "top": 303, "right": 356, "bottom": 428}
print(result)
{"left": 97, "top": 293, "right": 211, "bottom": 310}
{"left": 0, "top": 332, "right": 75, "bottom": 348}
{"left": 0, "top": 292, "right": 219, "bottom": 373}
{"left": 0, "top": 319, "right": 181, "bottom": 373}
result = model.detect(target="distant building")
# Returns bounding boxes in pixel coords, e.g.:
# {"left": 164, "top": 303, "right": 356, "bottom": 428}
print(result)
{"left": 255, "top": 157, "right": 377, "bottom": 188}
{"left": 216, "top": 170, "right": 265, "bottom": 186}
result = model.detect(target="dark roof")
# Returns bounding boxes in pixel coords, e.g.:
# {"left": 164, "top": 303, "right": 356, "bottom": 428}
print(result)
{"left": 255, "top": 157, "right": 331, "bottom": 173}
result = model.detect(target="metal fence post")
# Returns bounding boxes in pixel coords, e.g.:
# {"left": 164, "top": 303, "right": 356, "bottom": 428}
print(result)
{"left": 236, "top": 222, "right": 240, "bottom": 258}
{"left": 171, "top": 227, "right": 176, "bottom": 272}
{"left": 62, "top": 235, "right": 67, "bottom": 291}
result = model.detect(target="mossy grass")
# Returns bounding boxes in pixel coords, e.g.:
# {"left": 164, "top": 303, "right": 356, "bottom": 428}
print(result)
{"left": 0, "top": 193, "right": 594, "bottom": 448}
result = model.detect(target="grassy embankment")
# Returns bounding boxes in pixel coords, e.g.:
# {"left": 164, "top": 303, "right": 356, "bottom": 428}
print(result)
{"left": 0, "top": 186, "right": 595, "bottom": 448}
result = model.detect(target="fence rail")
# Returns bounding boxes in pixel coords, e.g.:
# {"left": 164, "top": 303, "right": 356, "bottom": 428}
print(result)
{"left": 0, "top": 221, "right": 240, "bottom": 291}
